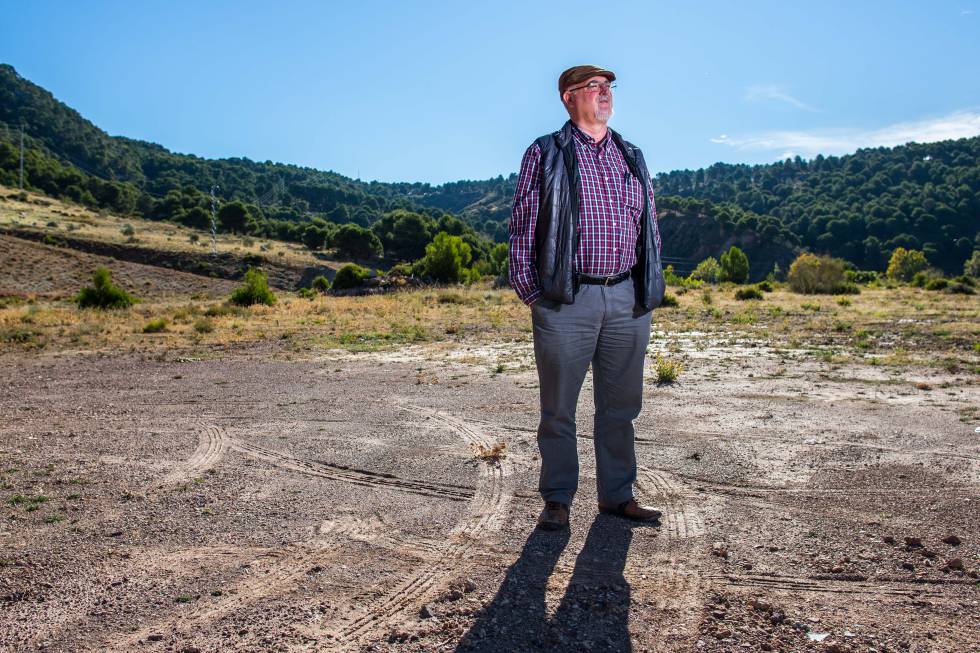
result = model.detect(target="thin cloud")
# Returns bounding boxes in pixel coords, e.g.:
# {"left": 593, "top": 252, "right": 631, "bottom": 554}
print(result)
{"left": 710, "top": 109, "right": 980, "bottom": 158}
{"left": 745, "top": 84, "right": 819, "bottom": 112}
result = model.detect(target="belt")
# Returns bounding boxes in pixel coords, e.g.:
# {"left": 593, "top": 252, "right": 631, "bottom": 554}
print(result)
{"left": 576, "top": 271, "right": 631, "bottom": 286}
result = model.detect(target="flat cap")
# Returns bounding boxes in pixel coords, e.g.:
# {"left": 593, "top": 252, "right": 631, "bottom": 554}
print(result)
{"left": 558, "top": 65, "right": 616, "bottom": 94}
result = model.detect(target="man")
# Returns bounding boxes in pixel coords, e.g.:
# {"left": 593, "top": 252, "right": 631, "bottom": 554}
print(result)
{"left": 509, "top": 65, "right": 666, "bottom": 530}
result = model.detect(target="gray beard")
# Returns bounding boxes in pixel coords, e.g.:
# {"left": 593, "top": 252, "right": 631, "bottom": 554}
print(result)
{"left": 595, "top": 101, "right": 614, "bottom": 122}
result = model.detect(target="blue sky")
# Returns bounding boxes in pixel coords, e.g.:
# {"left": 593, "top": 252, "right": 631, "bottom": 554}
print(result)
{"left": 2, "top": 1, "right": 979, "bottom": 185}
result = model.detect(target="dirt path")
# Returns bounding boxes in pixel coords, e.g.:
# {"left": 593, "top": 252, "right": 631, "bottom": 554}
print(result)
{"left": 0, "top": 340, "right": 977, "bottom": 652}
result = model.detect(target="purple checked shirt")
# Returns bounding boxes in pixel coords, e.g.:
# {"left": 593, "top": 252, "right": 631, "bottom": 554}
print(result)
{"left": 508, "top": 123, "right": 662, "bottom": 305}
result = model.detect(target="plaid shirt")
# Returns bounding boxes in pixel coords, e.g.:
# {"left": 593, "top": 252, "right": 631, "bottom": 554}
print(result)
{"left": 508, "top": 123, "right": 661, "bottom": 305}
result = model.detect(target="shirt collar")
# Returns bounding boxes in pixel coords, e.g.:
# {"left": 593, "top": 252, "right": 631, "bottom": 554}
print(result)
{"left": 570, "top": 121, "right": 610, "bottom": 151}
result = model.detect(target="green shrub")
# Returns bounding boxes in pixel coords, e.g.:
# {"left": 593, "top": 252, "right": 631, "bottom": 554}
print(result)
{"left": 413, "top": 232, "right": 475, "bottom": 284}
{"left": 755, "top": 280, "right": 773, "bottom": 292}
{"left": 845, "top": 269, "right": 878, "bottom": 284}
{"left": 886, "top": 247, "right": 929, "bottom": 282}
{"left": 387, "top": 262, "right": 414, "bottom": 278}
{"left": 734, "top": 287, "right": 763, "bottom": 301}
{"left": 193, "top": 319, "right": 214, "bottom": 333}
{"left": 296, "top": 288, "right": 316, "bottom": 299}
{"left": 660, "top": 293, "right": 679, "bottom": 307}
{"left": 654, "top": 355, "right": 682, "bottom": 384}
{"left": 689, "top": 257, "right": 721, "bottom": 284}
{"left": 121, "top": 224, "right": 135, "bottom": 237}
{"left": 833, "top": 282, "right": 861, "bottom": 295}
{"left": 924, "top": 278, "right": 948, "bottom": 291}
{"left": 664, "top": 265, "right": 686, "bottom": 286}
{"left": 952, "top": 274, "right": 976, "bottom": 287}
{"left": 230, "top": 267, "right": 276, "bottom": 307}
{"left": 142, "top": 318, "right": 167, "bottom": 333}
{"left": 719, "top": 246, "right": 749, "bottom": 283}
{"left": 787, "top": 253, "right": 847, "bottom": 294}
{"left": 946, "top": 282, "right": 976, "bottom": 295}
{"left": 76, "top": 268, "right": 137, "bottom": 309}
{"left": 332, "top": 263, "right": 370, "bottom": 290}
{"left": 962, "top": 250, "right": 980, "bottom": 278}
{"left": 311, "top": 275, "right": 331, "bottom": 293}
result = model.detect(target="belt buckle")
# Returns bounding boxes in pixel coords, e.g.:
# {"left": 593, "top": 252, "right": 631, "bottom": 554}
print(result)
{"left": 603, "top": 275, "right": 612, "bottom": 286}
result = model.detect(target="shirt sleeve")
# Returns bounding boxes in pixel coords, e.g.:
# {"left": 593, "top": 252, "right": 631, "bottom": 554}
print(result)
{"left": 508, "top": 143, "right": 543, "bottom": 305}
{"left": 647, "top": 171, "right": 662, "bottom": 257}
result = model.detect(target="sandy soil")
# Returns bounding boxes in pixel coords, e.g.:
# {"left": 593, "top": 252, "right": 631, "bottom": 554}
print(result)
{"left": 1, "top": 335, "right": 978, "bottom": 652}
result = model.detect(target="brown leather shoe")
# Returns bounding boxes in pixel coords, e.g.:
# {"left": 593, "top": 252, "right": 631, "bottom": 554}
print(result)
{"left": 537, "top": 501, "right": 570, "bottom": 530}
{"left": 598, "top": 498, "right": 662, "bottom": 522}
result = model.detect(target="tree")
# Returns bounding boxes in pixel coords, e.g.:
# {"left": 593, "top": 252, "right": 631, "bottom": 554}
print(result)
{"left": 886, "top": 247, "right": 929, "bottom": 282}
{"left": 415, "top": 232, "right": 475, "bottom": 283}
{"left": 719, "top": 246, "right": 749, "bottom": 283}
{"left": 332, "top": 223, "right": 383, "bottom": 259}
{"left": 218, "top": 201, "right": 249, "bottom": 233}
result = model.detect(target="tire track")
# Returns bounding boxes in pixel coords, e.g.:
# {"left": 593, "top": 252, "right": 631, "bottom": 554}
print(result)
{"left": 227, "top": 436, "right": 475, "bottom": 502}
{"left": 316, "top": 404, "right": 513, "bottom": 647}
{"left": 635, "top": 467, "right": 705, "bottom": 539}
{"left": 709, "top": 572, "right": 966, "bottom": 600}
{"left": 161, "top": 425, "right": 229, "bottom": 484}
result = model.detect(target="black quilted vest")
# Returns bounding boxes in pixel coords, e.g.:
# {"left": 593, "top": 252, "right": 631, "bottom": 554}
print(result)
{"left": 533, "top": 120, "right": 665, "bottom": 311}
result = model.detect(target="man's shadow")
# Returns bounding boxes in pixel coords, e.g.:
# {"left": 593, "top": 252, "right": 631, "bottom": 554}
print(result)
{"left": 456, "top": 514, "right": 644, "bottom": 652}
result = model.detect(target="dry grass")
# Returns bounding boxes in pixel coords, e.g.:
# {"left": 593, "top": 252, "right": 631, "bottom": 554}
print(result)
{"left": 472, "top": 441, "right": 507, "bottom": 465}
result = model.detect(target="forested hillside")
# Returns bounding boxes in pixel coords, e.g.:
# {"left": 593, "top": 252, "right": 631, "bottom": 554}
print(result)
{"left": 2, "top": 62, "right": 977, "bottom": 275}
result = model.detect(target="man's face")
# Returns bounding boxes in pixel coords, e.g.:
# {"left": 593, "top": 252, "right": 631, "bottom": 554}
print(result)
{"left": 563, "top": 75, "right": 615, "bottom": 124}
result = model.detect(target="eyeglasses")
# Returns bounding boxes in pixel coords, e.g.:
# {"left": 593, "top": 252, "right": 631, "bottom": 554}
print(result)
{"left": 567, "top": 81, "right": 616, "bottom": 94}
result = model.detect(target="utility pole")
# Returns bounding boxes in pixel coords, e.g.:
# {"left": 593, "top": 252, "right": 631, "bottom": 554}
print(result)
{"left": 210, "top": 185, "right": 219, "bottom": 256}
{"left": 19, "top": 125, "right": 25, "bottom": 190}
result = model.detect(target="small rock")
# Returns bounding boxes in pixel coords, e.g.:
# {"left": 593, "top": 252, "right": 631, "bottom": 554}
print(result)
{"left": 441, "top": 589, "right": 464, "bottom": 602}
{"left": 462, "top": 578, "right": 477, "bottom": 593}
{"left": 419, "top": 603, "right": 437, "bottom": 619}
{"left": 751, "top": 599, "right": 772, "bottom": 612}
{"left": 712, "top": 542, "right": 729, "bottom": 559}
{"left": 901, "top": 562, "right": 915, "bottom": 571}
{"left": 904, "top": 536, "right": 922, "bottom": 548}
{"left": 946, "top": 557, "right": 964, "bottom": 571}
{"left": 181, "top": 647, "right": 201, "bottom": 653}
{"left": 107, "top": 530, "right": 123, "bottom": 538}
{"left": 711, "top": 609, "right": 726, "bottom": 620}
{"left": 921, "top": 548, "right": 937, "bottom": 559}
{"left": 942, "top": 535, "right": 961, "bottom": 546}
{"left": 770, "top": 611, "right": 785, "bottom": 625}
{"left": 830, "top": 566, "right": 844, "bottom": 574}
{"left": 882, "top": 535, "right": 896, "bottom": 545}
{"left": 760, "top": 643, "right": 773, "bottom": 652}
{"left": 147, "top": 634, "right": 164, "bottom": 642}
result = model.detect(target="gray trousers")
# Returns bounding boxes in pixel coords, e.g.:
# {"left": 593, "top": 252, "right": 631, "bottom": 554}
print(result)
{"left": 531, "top": 279, "right": 652, "bottom": 506}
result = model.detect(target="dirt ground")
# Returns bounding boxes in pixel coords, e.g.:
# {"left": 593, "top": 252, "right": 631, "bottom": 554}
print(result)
{"left": 1, "top": 325, "right": 978, "bottom": 652}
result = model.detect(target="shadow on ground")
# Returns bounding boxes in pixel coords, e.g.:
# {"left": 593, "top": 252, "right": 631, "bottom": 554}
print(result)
{"left": 457, "top": 514, "right": 656, "bottom": 652}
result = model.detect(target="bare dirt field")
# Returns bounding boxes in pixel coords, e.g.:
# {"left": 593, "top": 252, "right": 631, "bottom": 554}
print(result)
{"left": 1, "top": 193, "right": 979, "bottom": 652}
{"left": 2, "top": 329, "right": 978, "bottom": 653}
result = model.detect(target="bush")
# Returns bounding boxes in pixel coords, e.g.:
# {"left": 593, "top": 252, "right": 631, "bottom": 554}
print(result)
{"left": 230, "top": 267, "right": 276, "bottom": 306}
{"left": 387, "top": 262, "right": 414, "bottom": 278}
{"left": 415, "top": 232, "right": 475, "bottom": 284}
{"left": 947, "top": 282, "right": 976, "bottom": 295}
{"left": 924, "top": 278, "right": 948, "bottom": 291}
{"left": 734, "top": 287, "right": 763, "bottom": 301}
{"left": 142, "top": 318, "right": 167, "bottom": 333}
{"left": 121, "top": 224, "right": 135, "bottom": 237}
{"left": 952, "top": 274, "right": 976, "bottom": 287}
{"left": 76, "top": 268, "right": 137, "bottom": 309}
{"left": 689, "top": 257, "right": 721, "bottom": 284}
{"left": 719, "top": 246, "right": 749, "bottom": 284}
{"left": 660, "top": 293, "right": 679, "bottom": 307}
{"left": 845, "top": 269, "right": 878, "bottom": 284}
{"left": 332, "top": 263, "right": 371, "bottom": 290}
{"left": 654, "top": 355, "right": 682, "bottom": 384}
{"left": 886, "top": 247, "right": 929, "bottom": 282}
{"left": 193, "top": 319, "right": 214, "bottom": 333}
{"left": 311, "top": 275, "right": 331, "bottom": 293}
{"left": 755, "top": 280, "right": 773, "bottom": 292}
{"left": 664, "top": 265, "right": 685, "bottom": 286}
{"left": 787, "top": 253, "right": 847, "bottom": 294}
{"left": 963, "top": 250, "right": 980, "bottom": 278}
